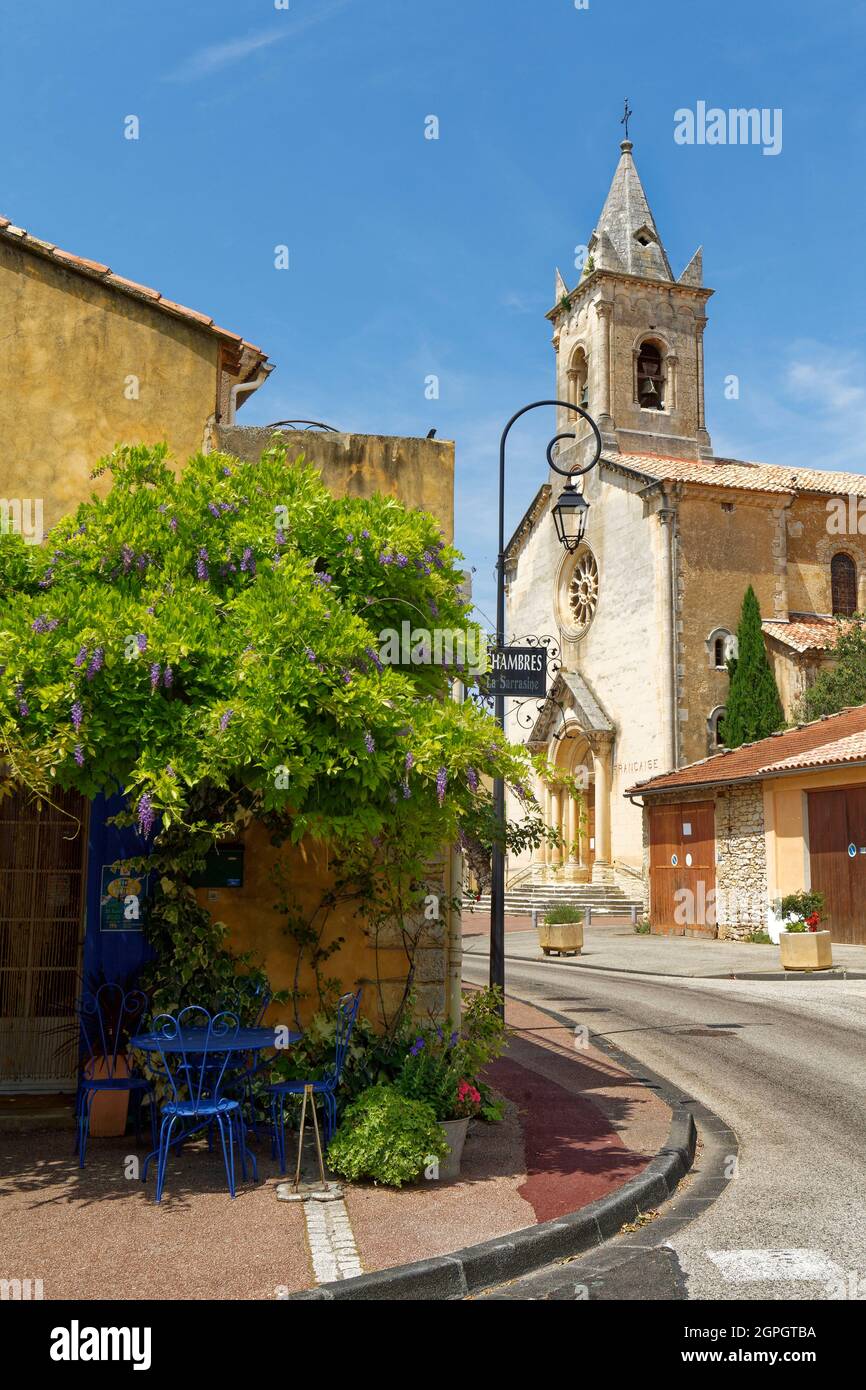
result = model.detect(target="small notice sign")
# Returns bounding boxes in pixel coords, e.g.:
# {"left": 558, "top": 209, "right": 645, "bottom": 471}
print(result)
{"left": 99, "top": 866, "right": 144, "bottom": 932}
{"left": 487, "top": 646, "right": 547, "bottom": 698}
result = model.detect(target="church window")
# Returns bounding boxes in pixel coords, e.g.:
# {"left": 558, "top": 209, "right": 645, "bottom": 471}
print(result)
{"left": 568, "top": 546, "right": 599, "bottom": 635}
{"left": 708, "top": 707, "right": 726, "bottom": 750}
{"left": 706, "top": 627, "right": 736, "bottom": 669}
{"left": 636, "top": 339, "right": 665, "bottom": 410}
{"left": 831, "top": 552, "right": 857, "bottom": 617}
{"left": 568, "top": 347, "right": 589, "bottom": 411}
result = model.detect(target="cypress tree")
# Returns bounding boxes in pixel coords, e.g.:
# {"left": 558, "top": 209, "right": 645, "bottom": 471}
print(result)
{"left": 722, "top": 585, "right": 784, "bottom": 747}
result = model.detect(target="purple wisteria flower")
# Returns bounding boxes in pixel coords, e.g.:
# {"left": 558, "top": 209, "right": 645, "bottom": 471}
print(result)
{"left": 38, "top": 569, "right": 55, "bottom": 589}
{"left": 136, "top": 794, "right": 155, "bottom": 838}
{"left": 165, "top": 764, "right": 176, "bottom": 778}
{"left": 222, "top": 466, "right": 232, "bottom": 476}
{"left": 436, "top": 767, "right": 448, "bottom": 806}
{"left": 196, "top": 548, "right": 209, "bottom": 581}
{"left": 86, "top": 647, "right": 104, "bottom": 680}
{"left": 365, "top": 646, "right": 383, "bottom": 674}
{"left": 240, "top": 547, "right": 255, "bottom": 575}
{"left": 404, "top": 751, "right": 414, "bottom": 772}
{"left": 402, "top": 780, "right": 411, "bottom": 800}
{"left": 304, "top": 648, "right": 317, "bottom": 664}
{"left": 163, "top": 666, "right": 173, "bottom": 688}
{"left": 219, "top": 709, "right": 234, "bottom": 732}
{"left": 74, "top": 646, "right": 88, "bottom": 668}
{"left": 74, "top": 745, "right": 84, "bottom": 768}
{"left": 275, "top": 528, "right": 286, "bottom": 546}
{"left": 31, "top": 615, "right": 59, "bottom": 633}
{"left": 149, "top": 663, "right": 161, "bottom": 691}
{"left": 361, "top": 530, "right": 370, "bottom": 539}
{"left": 208, "top": 503, "right": 221, "bottom": 519}
{"left": 364, "top": 733, "right": 375, "bottom": 754}
{"left": 169, "top": 517, "right": 178, "bottom": 532}
{"left": 136, "top": 633, "right": 147, "bottom": 652}
{"left": 466, "top": 767, "right": 478, "bottom": 792}
{"left": 71, "top": 701, "right": 83, "bottom": 731}
{"left": 395, "top": 554, "right": 408, "bottom": 568}
{"left": 313, "top": 572, "right": 332, "bottom": 586}
{"left": 121, "top": 544, "right": 134, "bottom": 575}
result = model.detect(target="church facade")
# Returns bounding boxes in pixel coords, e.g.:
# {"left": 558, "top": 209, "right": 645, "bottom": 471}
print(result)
{"left": 504, "top": 138, "right": 866, "bottom": 896}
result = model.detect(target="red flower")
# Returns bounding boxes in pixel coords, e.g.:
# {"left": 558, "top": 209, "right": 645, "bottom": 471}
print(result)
{"left": 805, "top": 911, "right": 820, "bottom": 932}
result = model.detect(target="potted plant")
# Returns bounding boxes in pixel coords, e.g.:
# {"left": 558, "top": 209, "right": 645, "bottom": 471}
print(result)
{"left": 776, "top": 891, "right": 832, "bottom": 972}
{"left": 537, "top": 904, "right": 584, "bottom": 956}
{"left": 394, "top": 988, "right": 506, "bottom": 1180}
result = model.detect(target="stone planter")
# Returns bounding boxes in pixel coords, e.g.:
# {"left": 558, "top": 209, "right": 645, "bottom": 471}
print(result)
{"left": 537, "top": 919, "right": 583, "bottom": 957}
{"left": 779, "top": 929, "right": 833, "bottom": 972}
{"left": 438, "top": 1117, "right": 470, "bottom": 1181}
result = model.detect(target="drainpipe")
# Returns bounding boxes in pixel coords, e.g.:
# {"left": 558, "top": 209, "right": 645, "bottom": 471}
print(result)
{"left": 228, "top": 367, "right": 270, "bottom": 425}
{"left": 656, "top": 485, "right": 678, "bottom": 772}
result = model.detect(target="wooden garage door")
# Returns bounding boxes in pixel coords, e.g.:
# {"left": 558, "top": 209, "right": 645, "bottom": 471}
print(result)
{"left": 649, "top": 800, "right": 716, "bottom": 934}
{"left": 807, "top": 786, "right": 866, "bottom": 945}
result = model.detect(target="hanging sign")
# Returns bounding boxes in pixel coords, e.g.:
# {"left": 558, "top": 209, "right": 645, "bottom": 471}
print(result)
{"left": 487, "top": 646, "right": 547, "bottom": 698}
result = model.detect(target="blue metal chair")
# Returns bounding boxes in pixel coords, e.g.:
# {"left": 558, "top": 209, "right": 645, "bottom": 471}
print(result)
{"left": 75, "top": 982, "right": 156, "bottom": 1168}
{"left": 143, "top": 1007, "right": 257, "bottom": 1202}
{"left": 268, "top": 989, "right": 361, "bottom": 1175}
{"left": 218, "top": 984, "right": 273, "bottom": 1138}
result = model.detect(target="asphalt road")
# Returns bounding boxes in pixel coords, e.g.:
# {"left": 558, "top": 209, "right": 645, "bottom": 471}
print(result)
{"left": 463, "top": 939, "right": 866, "bottom": 1301}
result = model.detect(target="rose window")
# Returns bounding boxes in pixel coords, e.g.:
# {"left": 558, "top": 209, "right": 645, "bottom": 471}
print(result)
{"left": 568, "top": 549, "right": 598, "bottom": 634}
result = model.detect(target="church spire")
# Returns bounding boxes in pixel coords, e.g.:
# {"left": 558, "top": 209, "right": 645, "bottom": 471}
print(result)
{"left": 588, "top": 139, "right": 674, "bottom": 282}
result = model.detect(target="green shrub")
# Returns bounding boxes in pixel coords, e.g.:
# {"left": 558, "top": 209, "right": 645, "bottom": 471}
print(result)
{"left": 327, "top": 1084, "right": 447, "bottom": 1187}
{"left": 633, "top": 919, "right": 651, "bottom": 935}
{"left": 543, "top": 905, "right": 583, "bottom": 925}
{"left": 744, "top": 929, "right": 772, "bottom": 945}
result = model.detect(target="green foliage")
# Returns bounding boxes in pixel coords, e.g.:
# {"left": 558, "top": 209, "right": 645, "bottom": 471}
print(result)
{"left": 327, "top": 1084, "right": 447, "bottom": 1187}
{"left": 777, "top": 890, "right": 825, "bottom": 931}
{"left": 0, "top": 443, "right": 534, "bottom": 859}
{"left": 796, "top": 619, "right": 866, "bottom": 721}
{"left": 543, "top": 904, "right": 583, "bottom": 925}
{"left": 722, "top": 585, "right": 784, "bottom": 748}
{"left": 395, "top": 985, "right": 506, "bottom": 1121}
{"left": 744, "top": 930, "right": 773, "bottom": 945}
{"left": 269, "top": 1002, "right": 413, "bottom": 1113}
{"left": 633, "top": 919, "right": 652, "bottom": 935}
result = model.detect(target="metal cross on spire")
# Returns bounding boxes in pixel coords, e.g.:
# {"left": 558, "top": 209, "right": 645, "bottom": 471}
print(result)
{"left": 621, "top": 98, "right": 633, "bottom": 141}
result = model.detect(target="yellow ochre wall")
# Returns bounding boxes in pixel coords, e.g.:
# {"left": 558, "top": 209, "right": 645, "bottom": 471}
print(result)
{"left": 0, "top": 240, "right": 220, "bottom": 529}
{"left": 764, "top": 764, "right": 866, "bottom": 898}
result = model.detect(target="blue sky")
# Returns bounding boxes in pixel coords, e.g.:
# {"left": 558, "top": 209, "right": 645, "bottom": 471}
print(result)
{"left": 3, "top": 0, "right": 866, "bottom": 624}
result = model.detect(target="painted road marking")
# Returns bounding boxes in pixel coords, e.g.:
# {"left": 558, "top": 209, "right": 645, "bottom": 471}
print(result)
{"left": 706, "top": 1249, "right": 845, "bottom": 1283}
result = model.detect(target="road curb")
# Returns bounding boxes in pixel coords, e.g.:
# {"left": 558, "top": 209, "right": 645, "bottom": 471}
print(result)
{"left": 287, "top": 1081, "right": 697, "bottom": 1301}
{"left": 463, "top": 942, "right": 866, "bottom": 983}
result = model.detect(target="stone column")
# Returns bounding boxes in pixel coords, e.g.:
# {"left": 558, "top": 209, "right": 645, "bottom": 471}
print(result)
{"left": 592, "top": 743, "right": 612, "bottom": 877}
{"left": 550, "top": 786, "right": 562, "bottom": 865}
{"left": 567, "top": 795, "right": 580, "bottom": 865}
{"left": 695, "top": 317, "right": 713, "bottom": 458}
{"left": 596, "top": 300, "right": 614, "bottom": 429}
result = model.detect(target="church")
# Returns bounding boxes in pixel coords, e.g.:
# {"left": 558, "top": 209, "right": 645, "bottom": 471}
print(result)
{"left": 503, "top": 136, "right": 866, "bottom": 902}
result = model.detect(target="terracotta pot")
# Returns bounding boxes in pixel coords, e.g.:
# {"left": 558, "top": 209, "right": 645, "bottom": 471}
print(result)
{"left": 438, "top": 1117, "right": 470, "bottom": 1181}
{"left": 779, "top": 929, "right": 833, "bottom": 973}
{"left": 537, "top": 919, "right": 583, "bottom": 956}
{"left": 86, "top": 1055, "right": 131, "bottom": 1137}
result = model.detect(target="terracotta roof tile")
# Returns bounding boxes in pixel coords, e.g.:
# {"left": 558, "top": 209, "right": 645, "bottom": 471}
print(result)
{"left": 761, "top": 614, "right": 846, "bottom": 653}
{"left": 0, "top": 213, "right": 269, "bottom": 369}
{"left": 628, "top": 705, "right": 866, "bottom": 795}
{"left": 759, "top": 729, "right": 866, "bottom": 775}
{"left": 616, "top": 451, "right": 866, "bottom": 498}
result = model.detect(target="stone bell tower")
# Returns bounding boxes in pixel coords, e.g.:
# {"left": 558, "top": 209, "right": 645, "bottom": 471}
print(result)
{"left": 549, "top": 139, "right": 714, "bottom": 465}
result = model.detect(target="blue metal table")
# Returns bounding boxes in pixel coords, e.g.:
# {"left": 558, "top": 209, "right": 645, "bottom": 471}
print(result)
{"left": 130, "top": 1025, "right": 303, "bottom": 1189}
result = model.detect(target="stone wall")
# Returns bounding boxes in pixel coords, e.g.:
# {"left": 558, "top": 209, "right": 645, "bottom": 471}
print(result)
{"left": 713, "top": 784, "right": 768, "bottom": 940}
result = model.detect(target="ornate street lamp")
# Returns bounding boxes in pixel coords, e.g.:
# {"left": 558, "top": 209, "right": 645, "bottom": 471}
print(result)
{"left": 489, "top": 400, "right": 604, "bottom": 1005}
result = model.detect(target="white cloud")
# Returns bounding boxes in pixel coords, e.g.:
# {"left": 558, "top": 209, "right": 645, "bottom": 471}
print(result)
{"left": 164, "top": 3, "right": 353, "bottom": 83}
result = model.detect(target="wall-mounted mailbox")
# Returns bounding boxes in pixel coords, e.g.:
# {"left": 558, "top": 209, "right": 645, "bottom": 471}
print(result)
{"left": 191, "top": 844, "right": 245, "bottom": 889}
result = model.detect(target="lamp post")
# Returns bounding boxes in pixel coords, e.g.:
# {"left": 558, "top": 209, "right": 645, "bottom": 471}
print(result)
{"left": 489, "top": 400, "right": 603, "bottom": 1001}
